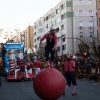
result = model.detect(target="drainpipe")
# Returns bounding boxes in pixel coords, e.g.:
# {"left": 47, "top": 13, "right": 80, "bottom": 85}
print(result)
{"left": 71, "top": 0, "right": 74, "bottom": 54}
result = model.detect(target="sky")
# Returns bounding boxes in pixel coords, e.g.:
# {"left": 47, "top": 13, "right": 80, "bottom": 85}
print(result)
{"left": 0, "top": 0, "right": 61, "bottom": 42}
{"left": 0, "top": 0, "right": 61, "bottom": 30}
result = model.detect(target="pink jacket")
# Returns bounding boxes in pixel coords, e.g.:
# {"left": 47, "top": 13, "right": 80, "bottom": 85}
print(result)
{"left": 64, "top": 60, "right": 75, "bottom": 72}
{"left": 40, "top": 34, "right": 57, "bottom": 46}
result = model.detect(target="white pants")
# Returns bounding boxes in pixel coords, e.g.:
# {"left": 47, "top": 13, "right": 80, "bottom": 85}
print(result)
{"left": 25, "top": 68, "right": 29, "bottom": 78}
{"left": 34, "top": 68, "right": 40, "bottom": 75}
{"left": 27, "top": 68, "right": 32, "bottom": 74}
{"left": 15, "top": 68, "right": 29, "bottom": 79}
{"left": 15, "top": 69, "right": 20, "bottom": 79}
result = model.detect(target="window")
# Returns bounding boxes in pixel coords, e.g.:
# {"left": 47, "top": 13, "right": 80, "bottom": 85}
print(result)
{"left": 37, "top": 25, "right": 38, "bottom": 28}
{"left": 56, "top": 9, "right": 58, "bottom": 14}
{"left": 56, "top": 27, "right": 59, "bottom": 33}
{"left": 89, "top": 11, "right": 92, "bottom": 16}
{"left": 44, "top": 18, "right": 45, "bottom": 21}
{"left": 39, "top": 21, "right": 41, "bottom": 26}
{"left": 34, "top": 25, "right": 36, "bottom": 29}
{"left": 63, "top": 34, "right": 66, "bottom": 37}
{"left": 89, "top": 0, "right": 92, "bottom": 5}
{"left": 57, "top": 17, "right": 61, "bottom": 23}
{"left": 64, "top": 23, "right": 66, "bottom": 29}
{"left": 46, "top": 24, "right": 48, "bottom": 28}
{"left": 35, "top": 45, "right": 37, "bottom": 49}
{"left": 61, "top": 25, "right": 64, "bottom": 30}
{"left": 56, "top": 9, "right": 60, "bottom": 14}
{"left": 79, "top": 0, "right": 82, "bottom": 5}
{"left": 79, "top": 10, "right": 82, "bottom": 16}
{"left": 61, "top": 24, "right": 66, "bottom": 30}
{"left": 52, "top": 20, "right": 56, "bottom": 26}
{"left": 80, "top": 32, "right": 83, "bottom": 38}
{"left": 57, "top": 46, "right": 60, "bottom": 51}
{"left": 60, "top": 3, "right": 65, "bottom": 10}
{"left": 34, "top": 32, "right": 36, "bottom": 36}
{"left": 48, "top": 14, "right": 51, "bottom": 19}
{"left": 89, "top": 21, "right": 92, "bottom": 27}
{"left": 66, "top": 1, "right": 72, "bottom": 7}
{"left": 79, "top": 21, "right": 83, "bottom": 26}
{"left": 37, "top": 37, "right": 40, "bottom": 41}
{"left": 51, "top": 12, "right": 55, "bottom": 18}
{"left": 61, "top": 13, "right": 65, "bottom": 20}
{"left": 46, "top": 16, "right": 48, "bottom": 21}
{"left": 25, "top": 37, "right": 27, "bottom": 41}
{"left": 35, "top": 39, "right": 36, "bottom": 42}
{"left": 66, "top": 12, "right": 73, "bottom": 17}
{"left": 41, "top": 20, "right": 44, "bottom": 25}
{"left": 62, "top": 44, "right": 66, "bottom": 50}
{"left": 90, "top": 32, "right": 92, "bottom": 37}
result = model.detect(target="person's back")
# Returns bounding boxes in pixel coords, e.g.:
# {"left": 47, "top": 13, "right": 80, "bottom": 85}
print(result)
{"left": 63, "top": 54, "right": 77, "bottom": 96}
{"left": 64, "top": 60, "right": 75, "bottom": 72}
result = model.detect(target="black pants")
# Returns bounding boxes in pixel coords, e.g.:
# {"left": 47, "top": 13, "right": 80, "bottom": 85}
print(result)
{"left": 45, "top": 47, "right": 55, "bottom": 62}
{"left": 0, "top": 73, "right": 1, "bottom": 86}
{"left": 65, "top": 71, "right": 77, "bottom": 86}
{"left": 20, "top": 66, "right": 25, "bottom": 72}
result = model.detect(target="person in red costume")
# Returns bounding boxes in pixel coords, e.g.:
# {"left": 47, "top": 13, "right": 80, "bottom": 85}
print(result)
{"left": 36, "top": 58, "right": 42, "bottom": 70}
{"left": 27, "top": 58, "right": 33, "bottom": 74}
{"left": 33, "top": 58, "right": 42, "bottom": 75}
{"left": 17, "top": 58, "right": 25, "bottom": 81}
{"left": 39, "top": 27, "right": 57, "bottom": 68}
{"left": 63, "top": 54, "right": 77, "bottom": 96}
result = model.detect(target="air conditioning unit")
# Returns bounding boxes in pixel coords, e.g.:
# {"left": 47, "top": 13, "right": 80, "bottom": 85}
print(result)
{"left": 89, "top": 26, "right": 92, "bottom": 29}
{"left": 79, "top": 26, "right": 82, "bottom": 29}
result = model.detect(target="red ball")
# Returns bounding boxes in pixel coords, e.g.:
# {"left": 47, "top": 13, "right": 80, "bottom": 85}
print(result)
{"left": 33, "top": 68, "right": 66, "bottom": 100}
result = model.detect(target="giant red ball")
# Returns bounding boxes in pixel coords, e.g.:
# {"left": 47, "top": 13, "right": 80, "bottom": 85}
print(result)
{"left": 33, "top": 68, "right": 66, "bottom": 100}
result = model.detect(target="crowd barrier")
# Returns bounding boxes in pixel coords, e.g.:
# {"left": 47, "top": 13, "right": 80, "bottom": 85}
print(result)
{"left": 54, "top": 64, "right": 100, "bottom": 82}
{"left": 74, "top": 66, "right": 100, "bottom": 82}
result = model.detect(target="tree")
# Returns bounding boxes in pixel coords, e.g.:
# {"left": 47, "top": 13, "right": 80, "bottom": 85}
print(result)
{"left": 75, "top": 37, "right": 90, "bottom": 55}
{"left": 75, "top": 37, "right": 99, "bottom": 57}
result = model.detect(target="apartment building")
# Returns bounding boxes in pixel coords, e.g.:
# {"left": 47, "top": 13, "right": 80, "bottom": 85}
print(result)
{"left": 97, "top": 0, "right": 100, "bottom": 44}
{"left": 34, "top": 0, "right": 97, "bottom": 56}
{"left": 21, "top": 26, "right": 34, "bottom": 51}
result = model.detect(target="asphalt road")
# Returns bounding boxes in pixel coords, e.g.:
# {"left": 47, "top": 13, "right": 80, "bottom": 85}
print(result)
{"left": 0, "top": 76, "right": 100, "bottom": 100}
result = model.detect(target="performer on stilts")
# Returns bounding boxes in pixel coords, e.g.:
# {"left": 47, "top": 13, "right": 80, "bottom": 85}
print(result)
{"left": 39, "top": 27, "right": 57, "bottom": 68}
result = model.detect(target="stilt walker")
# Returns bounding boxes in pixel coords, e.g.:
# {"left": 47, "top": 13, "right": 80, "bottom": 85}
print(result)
{"left": 39, "top": 27, "right": 57, "bottom": 67}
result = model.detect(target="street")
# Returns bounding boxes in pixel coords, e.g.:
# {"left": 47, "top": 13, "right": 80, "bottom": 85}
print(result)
{"left": 0, "top": 76, "right": 100, "bottom": 100}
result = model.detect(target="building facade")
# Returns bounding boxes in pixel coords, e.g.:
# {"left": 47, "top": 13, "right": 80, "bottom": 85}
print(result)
{"left": 34, "top": 0, "right": 97, "bottom": 56}
{"left": 21, "top": 26, "right": 34, "bottom": 52}
{"left": 97, "top": 0, "right": 100, "bottom": 44}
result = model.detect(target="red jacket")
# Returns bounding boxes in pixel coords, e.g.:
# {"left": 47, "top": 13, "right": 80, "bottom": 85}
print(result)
{"left": 17, "top": 60, "right": 25, "bottom": 67}
{"left": 33, "top": 61, "right": 42, "bottom": 70}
